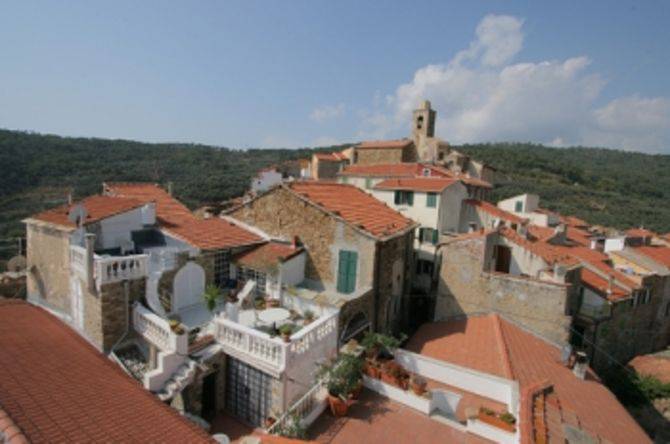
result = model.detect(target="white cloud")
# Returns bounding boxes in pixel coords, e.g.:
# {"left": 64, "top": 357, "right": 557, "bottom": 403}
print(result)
{"left": 362, "top": 14, "right": 670, "bottom": 153}
{"left": 310, "top": 103, "right": 345, "bottom": 123}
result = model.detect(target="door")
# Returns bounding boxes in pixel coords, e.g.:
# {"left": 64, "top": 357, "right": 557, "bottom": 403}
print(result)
{"left": 494, "top": 245, "right": 512, "bottom": 274}
{"left": 201, "top": 372, "right": 217, "bottom": 420}
{"left": 225, "top": 358, "right": 271, "bottom": 427}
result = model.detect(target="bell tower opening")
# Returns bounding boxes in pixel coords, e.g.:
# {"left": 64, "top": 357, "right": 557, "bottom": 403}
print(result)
{"left": 412, "top": 100, "right": 436, "bottom": 141}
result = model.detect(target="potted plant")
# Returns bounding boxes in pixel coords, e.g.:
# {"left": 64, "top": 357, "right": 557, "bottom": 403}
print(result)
{"left": 266, "top": 298, "right": 280, "bottom": 308}
{"left": 361, "top": 332, "right": 406, "bottom": 363}
{"left": 254, "top": 297, "right": 266, "bottom": 310}
{"left": 303, "top": 310, "right": 315, "bottom": 325}
{"left": 264, "top": 416, "right": 277, "bottom": 429}
{"left": 478, "top": 408, "right": 516, "bottom": 433}
{"left": 318, "top": 354, "right": 363, "bottom": 417}
{"left": 410, "top": 374, "right": 427, "bottom": 395}
{"left": 381, "top": 361, "right": 409, "bottom": 388}
{"left": 279, "top": 324, "right": 293, "bottom": 342}
{"left": 203, "top": 284, "right": 221, "bottom": 312}
{"left": 363, "top": 359, "right": 381, "bottom": 379}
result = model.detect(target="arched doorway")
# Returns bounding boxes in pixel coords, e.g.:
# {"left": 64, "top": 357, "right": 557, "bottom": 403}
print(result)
{"left": 173, "top": 262, "right": 205, "bottom": 311}
{"left": 340, "top": 311, "right": 370, "bottom": 345}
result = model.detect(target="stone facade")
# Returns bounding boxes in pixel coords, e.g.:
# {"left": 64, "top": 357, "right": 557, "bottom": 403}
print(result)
{"left": 229, "top": 186, "right": 414, "bottom": 335}
{"left": 355, "top": 144, "right": 417, "bottom": 166}
{"left": 182, "top": 352, "right": 227, "bottom": 418}
{"left": 158, "top": 251, "right": 216, "bottom": 314}
{"left": 435, "top": 234, "right": 575, "bottom": 345}
{"left": 26, "top": 223, "right": 72, "bottom": 312}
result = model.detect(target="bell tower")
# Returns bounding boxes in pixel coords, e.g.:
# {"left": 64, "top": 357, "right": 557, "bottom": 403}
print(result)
{"left": 412, "top": 100, "right": 436, "bottom": 141}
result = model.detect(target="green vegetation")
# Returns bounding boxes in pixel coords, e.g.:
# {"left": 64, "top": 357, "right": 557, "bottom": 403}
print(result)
{"left": 456, "top": 142, "right": 670, "bottom": 232}
{"left": 602, "top": 368, "right": 670, "bottom": 407}
{"left": 1, "top": 129, "right": 669, "bottom": 266}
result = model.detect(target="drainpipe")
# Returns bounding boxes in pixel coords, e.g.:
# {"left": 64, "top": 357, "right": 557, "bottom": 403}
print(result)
{"left": 84, "top": 233, "right": 96, "bottom": 294}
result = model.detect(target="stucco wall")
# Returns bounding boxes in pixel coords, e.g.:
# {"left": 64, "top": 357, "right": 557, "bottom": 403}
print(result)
{"left": 26, "top": 223, "right": 72, "bottom": 313}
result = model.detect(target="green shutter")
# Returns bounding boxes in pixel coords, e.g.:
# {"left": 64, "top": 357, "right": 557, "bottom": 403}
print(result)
{"left": 365, "top": 178, "right": 372, "bottom": 189}
{"left": 432, "top": 229, "right": 439, "bottom": 245}
{"left": 426, "top": 193, "right": 437, "bottom": 208}
{"left": 337, "top": 250, "right": 358, "bottom": 294}
{"left": 407, "top": 191, "right": 414, "bottom": 206}
{"left": 394, "top": 191, "right": 401, "bottom": 205}
{"left": 337, "top": 251, "right": 348, "bottom": 293}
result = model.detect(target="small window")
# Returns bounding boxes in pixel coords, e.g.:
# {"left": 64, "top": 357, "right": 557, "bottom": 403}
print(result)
{"left": 426, "top": 193, "right": 437, "bottom": 208}
{"left": 515, "top": 201, "right": 523, "bottom": 212}
{"left": 419, "top": 228, "right": 438, "bottom": 245}
{"left": 394, "top": 191, "right": 414, "bottom": 206}
{"left": 365, "top": 178, "right": 372, "bottom": 189}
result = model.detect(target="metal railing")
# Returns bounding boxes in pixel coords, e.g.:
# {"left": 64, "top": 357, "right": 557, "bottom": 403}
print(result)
{"left": 266, "top": 380, "right": 326, "bottom": 435}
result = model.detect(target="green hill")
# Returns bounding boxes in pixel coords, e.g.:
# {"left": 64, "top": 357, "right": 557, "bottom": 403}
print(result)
{"left": 1, "top": 129, "right": 668, "bottom": 265}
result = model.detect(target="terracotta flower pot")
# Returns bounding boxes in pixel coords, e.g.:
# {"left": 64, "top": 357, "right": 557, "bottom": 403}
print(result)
{"left": 478, "top": 411, "right": 516, "bottom": 433}
{"left": 264, "top": 417, "right": 276, "bottom": 429}
{"left": 266, "top": 299, "right": 280, "bottom": 308}
{"left": 398, "top": 376, "right": 409, "bottom": 390}
{"left": 328, "top": 394, "right": 350, "bottom": 417}
{"left": 282, "top": 333, "right": 291, "bottom": 343}
{"left": 381, "top": 370, "right": 398, "bottom": 387}
{"left": 364, "top": 362, "right": 381, "bottom": 379}
{"left": 349, "top": 381, "right": 363, "bottom": 400}
{"left": 410, "top": 380, "right": 427, "bottom": 396}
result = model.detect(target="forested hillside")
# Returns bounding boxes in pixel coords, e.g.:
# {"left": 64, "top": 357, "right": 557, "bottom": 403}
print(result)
{"left": 457, "top": 143, "right": 670, "bottom": 233}
{"left": 1, "top": 129, "right": 668, "bottom": 264}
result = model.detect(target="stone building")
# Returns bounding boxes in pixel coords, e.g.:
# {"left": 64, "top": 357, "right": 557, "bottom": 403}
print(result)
{"left": 227, "top": 181, "right": 418, "bottom": 337}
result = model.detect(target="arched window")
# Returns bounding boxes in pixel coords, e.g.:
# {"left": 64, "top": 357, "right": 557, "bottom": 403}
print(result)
{"left": 340, "top": 312, "right": 370, "bottom": 344}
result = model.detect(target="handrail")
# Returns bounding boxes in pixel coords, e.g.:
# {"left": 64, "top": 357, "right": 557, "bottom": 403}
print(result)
{"left": 95, "top": 253, "right": 149, "bottom": 288}
{"left": 133, "top": 303, "right": 187, "bottom": 354}
{"left": 266, "top": 380, "right": 326, "bottom": 435}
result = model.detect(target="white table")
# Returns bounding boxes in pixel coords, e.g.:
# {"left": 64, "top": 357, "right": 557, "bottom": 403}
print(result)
{"left": 258, "top": 307, "right": 291, "bottom": 325}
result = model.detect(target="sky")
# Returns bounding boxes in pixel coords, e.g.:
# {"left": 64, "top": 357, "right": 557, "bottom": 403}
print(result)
{"left": 1, "top": 1, "right": 669, "bottom": 153}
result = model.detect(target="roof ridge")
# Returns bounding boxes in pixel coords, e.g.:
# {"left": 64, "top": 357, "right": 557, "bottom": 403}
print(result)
{"left": 491, "top": 313, "right": 515, "bottom": 379}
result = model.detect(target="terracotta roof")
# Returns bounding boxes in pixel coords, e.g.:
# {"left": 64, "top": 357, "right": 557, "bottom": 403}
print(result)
{"left": 580, "top": 268, "right": 629, "bottom": 300}
{"left": 0, "top": 299, "right": 212, "bottom": 443}
{"left": 234, "top": 241, "right": 303, "bottom": 272}
{"left": 628, "top": 352, "right": 670, "bottom": 384}
{"left": 339, "top": 163, "right": 449, "bottom": 178}
{"left": 626, "top": 227, "right": 655, "bottom": 238}
{"left": 374, "top": 177, "right": 458, "bottom": 193}
{"left": 105, "top": 182, "right": 262, "bottom": 250}
{"left": 166, "top": 218, "right": 264, "bottom": 250}
{"left": 560, "top": 214, "right": 590, "bottom": 229}
{"left": 286, "top": 182, "right": 416, "bottom": 239}
{"left": 408, "top": 314, "right": 651, "bottom": 444}
{"left": 634, "top": 246, "right": 670, "bottom": 268}
{"left": 356, "top": 139, "right": 413, "bottom": 149}
{"left": 464, "top": 199, "right": 526, "bottom": 225}
{"left": 30, "top": 195, "right": 146, "bottom": 229}
{"left": 499, "top": 227, "right": 580, "bottom": 267}
{"left": 104, "top": 182, "right": 193, "bottom": 225}
{"left": 566, "top": 246, "right": 639, "bottom": 290}
{"left": 315, "top": 152, "right": 348, "bottom": 161}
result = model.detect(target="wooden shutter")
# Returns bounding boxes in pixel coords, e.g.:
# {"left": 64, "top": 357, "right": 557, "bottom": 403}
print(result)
{"left": 427, "top": 193, "right": 437, "bottom": 207}
{"left": 337, "top": 251, "right": 348, "bottom": 293}
{"left": 346, "top": 251, "right": 357, "bottom": 293}
{"left": 394, "top": 191, "right": 401, "bottom": 205}
{"left": 337, "top": 250, "right": 358, "bottom": 294}
{"left": 407, "top": 192, "right": 414, "bottom": 206}
{"left": 432, "top": 228, "right": 439, "bottom": 244}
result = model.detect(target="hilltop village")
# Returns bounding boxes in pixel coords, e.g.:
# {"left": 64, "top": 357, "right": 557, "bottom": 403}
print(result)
{"left": 3, "top": 101, "right": 670, "bottom": 443}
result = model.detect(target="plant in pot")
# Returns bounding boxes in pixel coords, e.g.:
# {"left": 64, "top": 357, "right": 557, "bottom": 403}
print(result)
{"left": 410, "top": 374, "right": 427, "bottom": 396}
{"left": 279, "top": 324, "right": 294, "bottom": 342}
{"left": 203, "top": 284, "right": 221, "bottom": 312}
{"left": 303, "top": 310, "right": 315, "bottom": 325}
{"left": 381, "top": 361, "right": 409, "bottom": 388}
{"left": 478, "top": 408, "right": 516, "bottom": 433}
{"left": 266, "top": 298, "right": 280, "bottom": 308}
{"left": 318, "top": 354, "right": 363, "bottom": 417}
{"left": 254, "top": 296, "right": 266, "bottom": 310}
{"left": 361, "top": 332, "right": 406, "bottom": 363}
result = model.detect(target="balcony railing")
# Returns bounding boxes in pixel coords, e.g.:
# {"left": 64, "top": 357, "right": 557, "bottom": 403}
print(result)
{"left": 216, "top": 311, "right": 339, "bottom": 378}
{"left": 133, "top": 303, "right": 187, "bottom": 354}
{"left": 267, "top": 380, "right": 327, "bottom": 435}
{"left": 95, "top": 253, "right": 149, "bottom": 288}
{"left": 578, "top": 303, "right": 611, "bottom": 320}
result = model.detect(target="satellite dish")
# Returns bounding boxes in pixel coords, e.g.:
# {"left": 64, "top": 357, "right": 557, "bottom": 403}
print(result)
{"left": 68, "top": 204, "right": 88, "bottom": 228}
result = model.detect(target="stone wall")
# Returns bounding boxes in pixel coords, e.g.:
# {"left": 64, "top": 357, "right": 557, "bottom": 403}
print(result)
{"left": 182, "top": 352, "right": 227, "bottom": 418}
{"left": 315, "top": 160, "right": 344, "bottom": 180}
{"left": 435, "top": 235, "right": 573, "bottom": 345}
{"left": 26, "top": 223, "right": 72, "bottom": 312}
{"left": 355, "top": 147, "right": 414, "bottom": 166}
{"left": 375, "top": 231, "right": 415, "bottom": 333}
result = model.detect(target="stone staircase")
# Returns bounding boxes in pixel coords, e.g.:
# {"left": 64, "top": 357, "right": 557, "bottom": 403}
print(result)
{"left": 155, "top": 359, "right": 199, "bottom": 401}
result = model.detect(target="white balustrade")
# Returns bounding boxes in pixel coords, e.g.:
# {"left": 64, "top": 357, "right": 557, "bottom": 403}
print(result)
{"left": 95, "top": 253, "right": 149, "bottom": 287}
{"left": 288, "top": 312, "right": 338, "bottom": 357}
{"left": 133, "top": 303, "right": 187, "bottom": 354}
{"left": 69, "top": 245, "right": 88, "bottom": 279}
{"left": 217, "top": 317, "right": 287, "bottom": 376}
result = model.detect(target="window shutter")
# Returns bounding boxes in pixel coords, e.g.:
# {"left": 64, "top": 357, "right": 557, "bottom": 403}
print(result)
{"left": 394, "top": 191, "right": 401, "bottom": 205}
{"left": 432, "top": 229, "right": 439, "bottom": 245}
{"left": 337, "top": 251, "right": 348, "bottom": 293}
{"left": 427, "top": 193, "right": 437, "bottom": 208}
{"left": 407, "top": 192, "right": 414, "bottom": 206}
{"left": 346, "top": 251, "right": 358, "bottom": 293}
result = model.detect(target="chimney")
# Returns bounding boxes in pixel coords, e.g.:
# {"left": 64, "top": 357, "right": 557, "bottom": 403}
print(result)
{"left": 607, "top": 275, "right": 614, "bottom": 296}
{"left": 167, "top": 182, "right": 173, "bottom": 196}
{"left": 84, "top": 233, "right": 97, "bottom": 293}
{"left": 292, "top": 236, "right": 301, "bottom": 249}
{"left": 560, "top": 344, "right": 573, "bottom": 366}
{"left": 572, "top": 351, "right": 588, "bottom": 380}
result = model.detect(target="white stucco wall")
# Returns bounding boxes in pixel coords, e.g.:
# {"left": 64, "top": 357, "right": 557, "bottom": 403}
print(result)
{"left": 95, "top": 206, "right": 146, "bottom": 250}
{"left": 279, "top": 251, "right": 306, "bottom": 286}
{"left": 251, "top": 170, "right": 283, "bottom": 193}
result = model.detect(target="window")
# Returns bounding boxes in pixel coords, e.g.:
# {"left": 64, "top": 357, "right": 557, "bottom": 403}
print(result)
{"left": 515, "top": 201, "right": 523, "bottom": 212}
{"left": 238, "top": 266, "right": 267, "bottom": 296}
{"left": 422, "top": 168, "right": 431, "bottom": 177}
{"left": 365, "top": 178, "right": 372, "bottom": 189}
{"left": 394, "top": 190, "right": 414, "bottom": 206}
{"left": 426, "top": 192, "right": 437, "bottom": 208}
{"left": 214, "top": 250, "right": 231, "bottom": 287}
{"left": 419, "top": 228, "right": 439, "bottom": 245}
{"left": 337, "top": 250, "right": 358, "bottom": 294}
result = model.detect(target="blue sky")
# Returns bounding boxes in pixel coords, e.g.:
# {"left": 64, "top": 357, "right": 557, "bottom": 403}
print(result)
{"left": 1, "top": 1, "right": 669, "bottom": 152}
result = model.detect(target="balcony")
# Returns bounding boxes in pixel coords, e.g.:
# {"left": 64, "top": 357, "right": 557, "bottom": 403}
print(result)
{"left": 216, "top": 309, "right": 339, "bottom": 378}
{"left": 69, "top": 246, "right": 149, "bottom": 290}
{"left": 133, "top": 302, "right": 188, "bottom": 354}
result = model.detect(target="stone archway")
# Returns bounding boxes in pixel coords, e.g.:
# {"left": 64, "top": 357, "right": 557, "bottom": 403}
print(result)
{"left": 340, "top": 311, "right": 370, "bottom": 344}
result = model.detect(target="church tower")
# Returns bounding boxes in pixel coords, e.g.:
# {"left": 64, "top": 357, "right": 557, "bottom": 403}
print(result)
{"left": 412, "top": 100, "right": 437, "bottom": 161}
